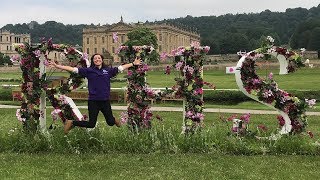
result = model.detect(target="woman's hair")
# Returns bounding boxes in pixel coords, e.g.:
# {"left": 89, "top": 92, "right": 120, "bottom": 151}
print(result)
{"left": 90, "top": 53, "right": 108, "bottom": 68}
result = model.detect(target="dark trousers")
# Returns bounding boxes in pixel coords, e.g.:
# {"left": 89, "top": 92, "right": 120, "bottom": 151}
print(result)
{"left": 73, "top": 100, "right": 115, "bottom": 128}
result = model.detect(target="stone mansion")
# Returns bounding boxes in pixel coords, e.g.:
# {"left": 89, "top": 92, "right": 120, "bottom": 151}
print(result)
{"left": 0, "top": 29, "right": 31, "bottom": 57}
{"left": 82, "top": 17, "right": 200, "bottom": 61}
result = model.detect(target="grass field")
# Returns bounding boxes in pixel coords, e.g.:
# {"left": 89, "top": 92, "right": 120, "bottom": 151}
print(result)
{"left": 1, "top": 153, "right": 320, "bottom": 179}
{"left": 1, "top": 67, "right": 320, "bottom": 90}
{"left": 0, "top": 66, "right": 319, "bottom": 179}
{"left": 1, "top": 108, "right": 320, "bottom": 179}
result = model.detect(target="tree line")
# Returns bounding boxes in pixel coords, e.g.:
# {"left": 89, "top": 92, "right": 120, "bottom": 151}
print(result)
{"left": 1, "top": 4, "right": 320, "bottom": 55}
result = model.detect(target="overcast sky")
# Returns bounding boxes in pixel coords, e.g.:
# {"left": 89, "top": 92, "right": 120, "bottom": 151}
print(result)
{"left": 1, "top": 0, "right": 319, "bottom": 28}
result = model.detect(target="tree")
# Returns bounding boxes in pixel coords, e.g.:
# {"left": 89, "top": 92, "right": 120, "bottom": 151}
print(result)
{"left": 307, "top": 27, "right": 320, "bottom": 50}
{"left": 0, "top": 52, "right": 12, "bottom": 66}
{"left": 125, "top": 27, "right": 159, "bottom": 65}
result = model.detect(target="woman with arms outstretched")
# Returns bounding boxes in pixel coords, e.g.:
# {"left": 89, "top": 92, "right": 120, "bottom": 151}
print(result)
{"left": 49, "top": 53, "right": 141, "bottom": 134}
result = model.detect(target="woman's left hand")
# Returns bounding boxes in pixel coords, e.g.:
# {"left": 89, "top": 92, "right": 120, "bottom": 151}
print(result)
{"left": 133, "top": 57, "right": 142, "bottom": 66}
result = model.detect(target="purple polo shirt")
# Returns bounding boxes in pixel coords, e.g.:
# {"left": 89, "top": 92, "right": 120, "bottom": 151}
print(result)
{"left": 78, "top": 66, "right": 119, "bottom": 100}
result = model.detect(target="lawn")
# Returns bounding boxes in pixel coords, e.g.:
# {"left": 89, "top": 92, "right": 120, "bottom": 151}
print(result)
{"left": 0, "top": 98, "right": 320, "bottom": 179}
{"left": 1, "top": 108, "right": 320, "bottom": 179}
{"left": 1, "top": 67, "right": 320, "bottom": 90}
{"left": 1, "top": 153, "right": 320, "bottom": 179}
{"left": 1, "top": 55, "right": 319, "bottom": 179}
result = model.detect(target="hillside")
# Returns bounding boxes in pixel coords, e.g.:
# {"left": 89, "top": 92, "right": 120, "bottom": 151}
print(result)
{"left": 1, "top": 4, "right": 320, "bottom": 54}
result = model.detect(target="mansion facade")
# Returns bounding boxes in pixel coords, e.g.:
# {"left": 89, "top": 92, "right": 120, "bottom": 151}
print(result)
{"left": 0, "top": 30, "right": 69, "bottom": 65}
{"left": 0, "top": 30, "right": 31, "bottom": 57}
{"left": 82, "top": 18, "right": 200, "bottom": 61}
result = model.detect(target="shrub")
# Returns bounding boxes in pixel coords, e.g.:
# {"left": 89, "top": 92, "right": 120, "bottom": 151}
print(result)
{"left": 203, "top": 90, "right": 251, "bottom": 104}
{"left": 203, "top": 89, "right": 320, "bottom": 104}
{"left": 287, "top": 90, "right": 320, "bottom": 101}
{"left": 0, "top": 89, "right": 12, "bottom": 101}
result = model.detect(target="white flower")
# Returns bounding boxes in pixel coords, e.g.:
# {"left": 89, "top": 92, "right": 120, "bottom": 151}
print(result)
{"left": 300, "top": 48, "right": 306, "bottom": 53}
{"left": 267, "top": 36, "right": 274, "bottom": 43}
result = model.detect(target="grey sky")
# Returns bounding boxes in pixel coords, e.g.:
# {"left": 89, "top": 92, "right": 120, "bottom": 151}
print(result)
{"left": 1, "top": 0, "right": 319, "bottom": 28}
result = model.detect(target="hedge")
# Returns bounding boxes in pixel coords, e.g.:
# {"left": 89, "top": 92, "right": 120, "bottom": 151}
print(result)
{"left": 0, "top": 89, "right": 319, "bottom": 104}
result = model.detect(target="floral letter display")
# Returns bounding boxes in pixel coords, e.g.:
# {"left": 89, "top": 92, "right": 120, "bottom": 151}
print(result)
{"left": 117, "top": 45, "right": 157, "bottom": 131}
{"left": 169, "top": 43, "right": 210, "bottom": 134}
{"left": 235, "top": 36, "right": 314, "bottom": 135}
{"left": 14, "top": 38, "right": 88, "bottom": 133}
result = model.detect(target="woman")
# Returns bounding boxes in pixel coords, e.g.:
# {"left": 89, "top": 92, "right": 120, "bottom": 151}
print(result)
{"left": 49, "top": 53, "right": 141, "bottom": 134}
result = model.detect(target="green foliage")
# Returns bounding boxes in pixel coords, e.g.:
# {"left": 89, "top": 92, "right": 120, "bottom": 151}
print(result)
{"left": 125, "top": 27, "right": 160, "bottom": 65}
{"left": 0, "top": 78, "right": 20, "bottom": 82}
{"left": 0, "top": 89, "right": 11, "bottom": 101}
{"left": 1, "top": 21, "right": 85, "bottom": 45}
{"left": 0, "top": 52, "right": 12, "bottom": 66}
{"left": 290, "top": 18, "right": 320, "bottom": 50}
{"left": 1, "top": 109, "right": 320, "bottom": 155}
{"left": 287, "top": 90, "right": 320, "bottom": 101}
{"left": 269, "top": 135, "right": 318, "bottom": 155}
{"left": 160, "top": 5, "right": 320, "bottom": 53}
{"left": 203, "top": 90, "right": 251, "bottom": 104}
{"left": 2, "top": 5, "right": 320, "bottom": 54}
{"left": 126, "top": 27, "right": 158, "bottom": 48}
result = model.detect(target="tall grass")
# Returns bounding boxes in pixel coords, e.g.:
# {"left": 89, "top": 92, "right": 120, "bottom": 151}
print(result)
{"left": 1, "top": 109, "right": 319, "bottom": 155}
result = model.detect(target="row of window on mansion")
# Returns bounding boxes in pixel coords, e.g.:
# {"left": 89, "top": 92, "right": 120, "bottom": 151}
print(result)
{"left": 0, "top": 36, "right": 30, "bottom": 43}
{"left": 0, "top": 35, "right": 31, "bottom": 52}
{"left": 85, "top": 44, "right": 180, "bottom": 55}
{"left": 84, "top": 34, "right": 194, "bottom": 55}
{"left": 85, "top": 33, "right": 171, "bottom": 45}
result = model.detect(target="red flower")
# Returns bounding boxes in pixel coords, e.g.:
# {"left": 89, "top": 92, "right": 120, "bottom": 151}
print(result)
{"left": 277, "top": 115, "right": 285, "bottom": 126}
{"left": 257, "top": 124, "right": 268, "bottom": 131}
{"left": 307, "top": 131, "right": 314, "bottom": 138}
{"left": 155, "top": 114, "right": 163, "bottom": 121}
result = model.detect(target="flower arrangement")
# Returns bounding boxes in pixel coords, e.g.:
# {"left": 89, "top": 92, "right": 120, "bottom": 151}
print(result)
{"left": 255, "top": 36, "right": 304, "bottom": 73}
{"left": 239, "top": 36, "right": 316, "bottom": 134}
{"left": 163, "top": 42, "right": 212, "bottom": 134}
{"left": 222, "top": 113, "right": 253, "bottom": 137}
{"left": 117, "top": 45, "right": 159, "bottom": 130}
{"left": 14, "top": 38, "right": 88, "bottom": 132}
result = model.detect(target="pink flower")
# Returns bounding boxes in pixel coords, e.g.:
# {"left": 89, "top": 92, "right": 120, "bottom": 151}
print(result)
{"left": 112, "top": 32, "right": 118, "bottom": 43}
{"left": 194, "top": 113, "right": 205, "bottom": 120}
{"left": 160, "top": 52, "right": 167, "bottom": 61}
{"left": 186, "top": 111, "right": 193, "bottom": 118}
{"left": 194, "top": 88, "right": 203, "bottom": 95}
{"left": 305, "top": 99, "right": 316, "bottom": 108}
{"left": 120, "top": 111, "right": 128, "bottom": 124}
{"left": 240, "top": 113, "right": 250, "bottom": 124}
{"left": 33, "top": 50, "right": 41, "bottom": 58}
{"left": 51, "top": 108, "right": 62, "bottom": 121}
{"left": 183, "top": 65, "right": 194, "bottom": 74}
{"left": 232, "top": 127, "right": 238, "bottom": 132}
{"left": 203, "top": 46, "right": 210, "bottom": 53}
{"left": 16, "top": 109, "right": 26, "bottom": 122}
{"left": 175, "top": 61, "right": 184, "bottom": 70}
{"left": 191, "top": 41, "right": 200, "bottom": 48}
{"left": 10, "top": 55, "right": 20, "bottom": 63}
{"left": 268, "top": 72, "right": 273, "bottom": 80}
{"left": 252, "top": 78, "right": 260, "bottom": 85}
